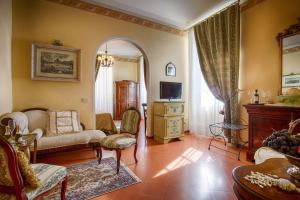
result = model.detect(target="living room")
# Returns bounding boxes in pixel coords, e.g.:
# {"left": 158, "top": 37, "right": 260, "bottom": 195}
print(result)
{"left": 0, "top": 0, "right": 300, "bottom": 199}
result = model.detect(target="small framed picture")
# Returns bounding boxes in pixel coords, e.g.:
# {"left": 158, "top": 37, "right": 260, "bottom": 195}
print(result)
{"left": 31, "top": 43, "right": 81, "bottom": 82}
{"left": 282, "top": 74, "right": 300, "bottom": 88}
{"left": 165, "top": 62, "right": 176, "bottom": 77}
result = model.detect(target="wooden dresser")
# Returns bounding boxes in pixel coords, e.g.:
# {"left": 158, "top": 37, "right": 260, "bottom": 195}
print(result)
{"left": 153, "top": 101, "right": 184, "bottom": 144}
{"left": 114, "top": 80, "right": 139, "bottom": 120}
{"left": 244, "top": 104, "right": 300, "bottom": 161}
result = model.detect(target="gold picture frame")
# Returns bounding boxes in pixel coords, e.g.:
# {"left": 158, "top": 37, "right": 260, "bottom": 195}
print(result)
{"left": 31, "top": 43, "right": 81, "bottom": 82}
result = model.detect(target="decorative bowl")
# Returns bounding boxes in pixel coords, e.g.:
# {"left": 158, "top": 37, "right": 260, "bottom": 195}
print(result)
{"left": 285, "top": 154, "right": 300, "bottom": 186}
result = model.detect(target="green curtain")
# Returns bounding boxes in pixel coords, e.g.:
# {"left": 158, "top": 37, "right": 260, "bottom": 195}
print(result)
{"left": 194, "top": 3, "right": 240, "bottom": 145}
{"left": 95, "top": 55, "right": 101, "bottom": 81}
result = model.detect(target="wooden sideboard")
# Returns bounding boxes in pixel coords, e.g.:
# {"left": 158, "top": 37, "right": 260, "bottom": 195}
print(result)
{"left": 244, "top": 104, "right": 300, "bottom": 161}
{"left": 153, "top": 101, "right": 184, "bottom": 144}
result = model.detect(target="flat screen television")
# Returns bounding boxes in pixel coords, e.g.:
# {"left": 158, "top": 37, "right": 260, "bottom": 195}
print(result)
{"left": 160, "top": 81, "right": 182, "bottom": 100}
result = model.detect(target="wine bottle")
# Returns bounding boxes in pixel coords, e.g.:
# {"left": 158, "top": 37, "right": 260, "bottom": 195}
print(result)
{"left": 254, "top": 89, "right": 259, "bottom": 104}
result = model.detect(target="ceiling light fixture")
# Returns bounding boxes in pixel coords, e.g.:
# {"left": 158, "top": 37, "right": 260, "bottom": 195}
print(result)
{"left": 97, "top": 44, "right": 114, "bottom": 68}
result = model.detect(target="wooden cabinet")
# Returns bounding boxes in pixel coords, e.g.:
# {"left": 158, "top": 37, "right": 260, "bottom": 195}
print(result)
{"left": 153, "top": 101, "right": 184, "bottom": 143}
{"left": 114, "top": 80, "right": 139, "bottom": 120}
{"left": 244, "top": 104, "right": 300, "bottom": 161}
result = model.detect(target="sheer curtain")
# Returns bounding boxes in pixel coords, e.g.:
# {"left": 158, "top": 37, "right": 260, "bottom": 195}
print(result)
{"left": 189, "top": 29, "right": 224, "bottom": 136}
{"left": 95, "top": 67, "right": 113, "bottom": 114}
{"left": 139, "top": 56, "right": 147, "bottom": 118}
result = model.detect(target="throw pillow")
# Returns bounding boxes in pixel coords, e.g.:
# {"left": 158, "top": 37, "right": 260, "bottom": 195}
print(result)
{"left": 16, "top": 150, "right": 41, "bottom": 190}
{"left": 47, "top": 110, "right": 81, "bottom": 136}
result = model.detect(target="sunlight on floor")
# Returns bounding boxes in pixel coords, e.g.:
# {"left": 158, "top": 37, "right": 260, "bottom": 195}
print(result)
{"left": 153, "top": 147, "right": 203, "bottom": 178}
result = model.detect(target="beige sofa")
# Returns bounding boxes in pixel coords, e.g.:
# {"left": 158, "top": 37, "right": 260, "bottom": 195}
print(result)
{"left": 0, "top": 108, "right": 106, "bottom": 159}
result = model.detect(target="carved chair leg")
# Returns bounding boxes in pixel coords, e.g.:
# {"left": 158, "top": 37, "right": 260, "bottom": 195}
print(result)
{"left": 134, "top": 144, "right": 138, "bottom": 163}
{"left": 116, "top": 149, "right": 121, "bottom": 174}
{"left": 61, "top": 177, "right": 67, "bottom": 200}
{"left": 98, "top": 147, "right": 102, "bottom": 164}
{"left": 33, "top": 139, "right": 37, "bottom": 163}
{"left": 95, "top": 146, "right": 100, "bottom": 158}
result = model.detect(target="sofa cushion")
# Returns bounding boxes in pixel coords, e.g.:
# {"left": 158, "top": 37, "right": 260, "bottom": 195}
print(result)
{"left": 24, "top": 110, "right": 48, "bottom": 133}
{"left": 34, "top": 130, "right": 106, "bottom": 151}
{"left": 16, "top": 150, "right": 41, "bottom": 190}
{"left": 47, "top": 111, "right": 81, "bottom": 136}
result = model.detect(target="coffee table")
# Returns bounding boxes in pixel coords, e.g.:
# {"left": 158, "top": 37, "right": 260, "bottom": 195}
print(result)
{"left": 232, "top": 158, "right": 299, "bottom": 200}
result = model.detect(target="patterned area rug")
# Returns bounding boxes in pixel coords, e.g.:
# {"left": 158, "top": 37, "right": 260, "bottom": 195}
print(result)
{"left": 43, "top": 157, "right": 141, "bottom": 200}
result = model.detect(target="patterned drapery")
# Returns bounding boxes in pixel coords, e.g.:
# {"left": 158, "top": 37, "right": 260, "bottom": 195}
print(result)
{"left": 194, "top": 3, "right": 240, "bottom": 144}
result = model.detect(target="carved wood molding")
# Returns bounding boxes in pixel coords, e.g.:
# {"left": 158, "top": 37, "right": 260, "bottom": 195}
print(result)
{"left": 277, "top": 18, "right": 300, "bottom": 41}
{"left": 47, "top": 0, "right": 185, "bottom": 36}
{"left": 240, "top": 0, "right": 266, "bottom": 12}
{"left": 283, "top": 46, "right": 300, "bottom": 54}
{"left": 114, "top": 56, "right": 139, "bottom": 63}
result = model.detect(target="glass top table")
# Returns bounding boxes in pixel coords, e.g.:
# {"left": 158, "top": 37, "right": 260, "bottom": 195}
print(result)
{"left": 208, "top": 122, "right": 248, "bottom": 160}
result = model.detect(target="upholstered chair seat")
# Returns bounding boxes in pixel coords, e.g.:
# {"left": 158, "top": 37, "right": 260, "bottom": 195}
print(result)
{"left": 26, "top": 164, "right": 67, "bottom": 200}
{"left": 100, "top": 133, "right": 136, "bottom": 149}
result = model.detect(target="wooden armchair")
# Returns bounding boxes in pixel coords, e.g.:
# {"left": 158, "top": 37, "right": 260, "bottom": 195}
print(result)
{"left": 0, "top": 136, "right": 67, "bottom": 200}
{"left": 98, "top": 108, "right": 141, "bottom": 173}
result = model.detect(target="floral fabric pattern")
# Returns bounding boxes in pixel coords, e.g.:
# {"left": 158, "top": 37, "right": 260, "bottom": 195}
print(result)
{"left": 100, "top": 133, "right": 136, "bottom": 149}
{"left": 120, "top": 110, "right": 139, "bottom": 135}
{"left": 26, "top": 164, "right": 67, "bottom": 200}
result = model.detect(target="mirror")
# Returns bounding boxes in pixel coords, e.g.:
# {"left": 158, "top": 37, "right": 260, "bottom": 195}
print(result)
{"left": 278, "top": 19, "right": 300, "bottom": 95}
{"left": 282, "top": 34, "right": 300, "bottom": 94}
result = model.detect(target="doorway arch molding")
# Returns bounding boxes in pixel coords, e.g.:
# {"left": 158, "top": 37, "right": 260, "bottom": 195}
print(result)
{"left": 92, "top": 36, "right": 152, "bottom": 137}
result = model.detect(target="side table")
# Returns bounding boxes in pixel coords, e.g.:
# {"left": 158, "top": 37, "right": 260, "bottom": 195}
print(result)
{"left": 208, "top": 122, "right": 248, "bottom": 160}
{"left": 16, "top": 134, "right": 37, "bottom": 163}
{"left": 232, "top": 158, "right": 300, "bottom": 200}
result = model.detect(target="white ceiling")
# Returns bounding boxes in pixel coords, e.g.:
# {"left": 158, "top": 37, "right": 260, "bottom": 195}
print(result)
{"left": 84, "top": 0, "right": 237, "bottom": 30}
{"left": 98, "top": 39, "right": 142, "bottom": 58}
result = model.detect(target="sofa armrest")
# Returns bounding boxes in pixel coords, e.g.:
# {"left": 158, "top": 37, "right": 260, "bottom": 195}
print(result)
{"left": 29, "top": 128, "right": 43, "bottom": 140}
{"left": 80, "top": 123, "right": 85, "bottom": 131}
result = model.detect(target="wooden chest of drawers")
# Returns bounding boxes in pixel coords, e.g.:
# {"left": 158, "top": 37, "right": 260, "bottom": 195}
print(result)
{"left": 244, "top": 104, "right": 300, "bottom": 161}
{"left": 153, "top": 101, "right": 184, "bottom": 144}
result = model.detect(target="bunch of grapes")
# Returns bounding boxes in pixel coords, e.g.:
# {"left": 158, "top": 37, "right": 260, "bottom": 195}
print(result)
{"left": 262, "top": 129, "right": 300, "bottom": 157}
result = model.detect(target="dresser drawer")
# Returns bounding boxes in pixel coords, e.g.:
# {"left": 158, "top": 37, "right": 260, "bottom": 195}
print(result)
{"left": 153, "top": 102, "right": 184, "bottom": 116}
{"left": 165, "top": 103, "right": 184, "bottom": 116}
{"left": 166, "top": 116, "right": 184, "bottom": 137}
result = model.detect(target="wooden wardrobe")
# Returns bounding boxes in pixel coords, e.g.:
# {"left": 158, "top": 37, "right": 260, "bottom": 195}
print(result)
{"left": 114, "top": 80, "right": 139, "bottom": 120}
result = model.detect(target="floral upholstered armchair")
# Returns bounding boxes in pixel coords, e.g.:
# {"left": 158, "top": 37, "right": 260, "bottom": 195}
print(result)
{"left": 99, "top": 108, "right": 141, "bottom": 173}
{"left": 0, "top": 136, "right": 67, "bottom": 200}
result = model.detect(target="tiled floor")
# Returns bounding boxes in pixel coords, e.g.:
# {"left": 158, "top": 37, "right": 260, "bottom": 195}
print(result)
{"left": 38, "top": 124, "right": 252, "bottom": 200}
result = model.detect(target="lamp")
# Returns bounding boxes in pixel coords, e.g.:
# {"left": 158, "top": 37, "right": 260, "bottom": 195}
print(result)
{"left": 97, "top": 44, "right": 114, "bottom": 68}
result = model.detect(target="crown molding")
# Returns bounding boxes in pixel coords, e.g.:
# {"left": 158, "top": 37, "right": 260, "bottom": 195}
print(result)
{"left": 240, "top": 0, "right": 266, "bottom": 12}
{"left": 47, "top": 0, "right": 185, "bottom": 36}
{"left": 114, "top": 56, "right": 139, "bottom": 63}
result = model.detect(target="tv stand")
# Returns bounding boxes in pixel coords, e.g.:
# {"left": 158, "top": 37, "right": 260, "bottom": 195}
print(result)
{"left": 153, "top": 101, "right": 184, "bottom": 144}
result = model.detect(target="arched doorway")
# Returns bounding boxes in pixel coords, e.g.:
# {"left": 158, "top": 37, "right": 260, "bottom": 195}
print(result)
{"left": 93, "top": 37, "right": 151, "bottom": 138}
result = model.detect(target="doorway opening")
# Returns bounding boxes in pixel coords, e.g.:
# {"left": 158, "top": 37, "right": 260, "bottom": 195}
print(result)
{"left": 94, "top": 38, "right": 149, "bottom": 138}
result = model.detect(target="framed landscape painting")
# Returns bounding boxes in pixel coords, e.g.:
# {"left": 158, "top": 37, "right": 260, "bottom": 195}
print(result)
{"left": 31, "top": 43, "right": 81, "bottom": 82}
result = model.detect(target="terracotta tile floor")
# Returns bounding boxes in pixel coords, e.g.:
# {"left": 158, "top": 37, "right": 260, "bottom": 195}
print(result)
{"left": 38, "top": 124, "right": 253, "bottom": 200}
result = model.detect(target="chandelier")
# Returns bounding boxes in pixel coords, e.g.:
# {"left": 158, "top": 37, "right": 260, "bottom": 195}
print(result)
{"left": 97, "top": 44, "right": 114, "bottom": 68}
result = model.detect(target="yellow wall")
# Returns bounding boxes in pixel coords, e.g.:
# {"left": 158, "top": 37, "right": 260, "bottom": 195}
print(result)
{"left": 113, "top": 60, "right": 138, "bottom": 82}
{"left": 239, "top": 0, "right": 300, "bottom": 139}
{"left": 0, "top": 0, "right": 13, "bottom": 115}
{"left": 12, "top": 0, "right": 188, "bottom": 130}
